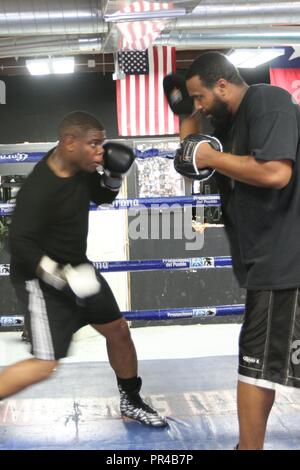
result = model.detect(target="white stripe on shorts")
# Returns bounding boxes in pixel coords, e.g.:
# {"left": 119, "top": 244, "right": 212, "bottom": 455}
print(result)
{"left": 238, "top": 374, "right": 276, "bottom": 390}
{"left": 26, "top": 279, "right": 55, "bottom": 360}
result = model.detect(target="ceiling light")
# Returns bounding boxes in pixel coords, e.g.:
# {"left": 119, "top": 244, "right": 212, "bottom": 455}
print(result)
{"left": 51, "top": 57, "right": 75, "bottom": 74}
{"left": 26, "top": 58, "right": 50, "bottom": 75}
{"left": 227, "top": 48, "right": 285, "bottom": 68}
{"left": 26, "top": 57, "right": 75, "bottom": 75}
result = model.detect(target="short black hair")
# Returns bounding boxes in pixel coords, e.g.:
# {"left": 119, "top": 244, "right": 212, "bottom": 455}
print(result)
{"left": 58, "top": 111, "right": 104, "bottom": 138}
{"left": 186, "top": 51, "right": 244, "bottom": 88}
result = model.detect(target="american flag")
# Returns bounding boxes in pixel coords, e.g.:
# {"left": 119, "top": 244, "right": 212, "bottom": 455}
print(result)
{"left": 270, "top": 68, "right": 300, "bottom": 105}
{"left": 116, "top": 1, "right": 173, "bottom": 50}
{"left": 269, "top": 48, "right": 300, "bottom": 105}
{"left": 118, "top": 50, "right": 149, "bottom": 75}
{"left": 116, "top": 46, "right": 179, "bottom": 137}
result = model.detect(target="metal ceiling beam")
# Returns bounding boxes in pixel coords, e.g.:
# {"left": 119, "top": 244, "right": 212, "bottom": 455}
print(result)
{"left": 0, "top": 0, "right": 297, "bottom": 57}
{"left": 0, "top": 0, "right": 107, "bottom": 35}
{"left": 0, "top": 36, "right": 102, "bottom": 58}
{"left": 156, "top": 27, "right": 300, "bottom": 49}
{"left": 170, "top": 14, "right": 300, "bottom": 29}
{"left": 193, "top": 1, "right": 300, "bottom": 15}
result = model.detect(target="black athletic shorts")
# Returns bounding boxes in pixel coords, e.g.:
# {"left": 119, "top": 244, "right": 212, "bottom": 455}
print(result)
{"left": 239, "top": 288, "right": 300, "bottom": 389}
{"left": 13, "top": 268, "right": 122, "bottom": 360}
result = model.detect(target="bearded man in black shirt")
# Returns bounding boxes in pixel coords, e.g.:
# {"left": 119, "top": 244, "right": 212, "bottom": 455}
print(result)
{"left": 172, "top": 52, "right": 300, "bottom": 449}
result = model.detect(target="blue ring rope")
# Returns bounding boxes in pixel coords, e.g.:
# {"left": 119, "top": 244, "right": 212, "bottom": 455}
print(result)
{"left": 0, "top": 152, "right": 45, "bottom": 163}
{"left": 0, "top": 149, "right": 177, "bottom": 164}
{"left": 0, "top": 195, "right": 221, "bottom": 216}
{"left": 0, "top": 305, "right": 244, "bottom": 327}
{"left": 124, "top": 305, "right": 245, "bottom": 320}
{"left": 0, "top": 257, "right": 232, "bottom": 276}
{"left": 92, "top": 256, "right": 232, "bottom": 271}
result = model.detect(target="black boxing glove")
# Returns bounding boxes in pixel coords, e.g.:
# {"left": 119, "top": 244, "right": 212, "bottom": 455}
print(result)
{"left": 163, "top": 73, "right": 194, "bottom": 116}
{"left": 174, "top": 134, "right": 222, "bottom": 181}
{"left": 101, "top": 142, "right": 135, "bottom": 191}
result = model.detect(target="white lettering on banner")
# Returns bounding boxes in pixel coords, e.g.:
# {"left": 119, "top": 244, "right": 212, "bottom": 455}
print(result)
{"left": 291, "top": 340, "right": 300, "bottom": 365}
{"left": 167, "top": 312, "right": 193, "bottom": 318}
{"left": 0, "top": 153, "right": 28, "bottom": 162}
{"left": 0, "top": 80, "right": 6, "bottom": 104}
{"left": 0, "top": 264, "right": 10, "bottom": 276}
{"left": 193, "top": 308, "right": 216, "bottom": 317}
{"left": 115, "top": 199, "right": 139, "bottom": 208}
{"left": 0, "top": 203, "right": 15, "bottom": 214}
{"left": 128, "top": 203, "right": 205, "bottom": 250}
{"left": 0, "top": 317, "right": 23, "bottom": 326}
{"left": 93, "top": 262, "right": 109, "bottom": 270}
{"left": 163, "top": 259, "right": 187, "bottom": 268}
{"left": 190, "top": 257, "right": 214, "bottom": 268}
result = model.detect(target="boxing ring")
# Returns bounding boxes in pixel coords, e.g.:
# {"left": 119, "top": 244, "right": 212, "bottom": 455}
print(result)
{"left": 0, "top": 148, "right": 299, "bottom": 451}
{"left": 0, "top": 196, "right": 243, "bottom": 328}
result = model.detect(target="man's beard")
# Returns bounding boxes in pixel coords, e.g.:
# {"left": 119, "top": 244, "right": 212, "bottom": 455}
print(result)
{"left": 207, "top": 97, "right": 232, "bottom": 134}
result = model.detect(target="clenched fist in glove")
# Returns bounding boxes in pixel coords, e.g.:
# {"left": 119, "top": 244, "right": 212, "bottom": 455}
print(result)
{"left": 174, "top": 134, "right": 222, "bottom": 181}
{"left": 37, "top": 256, "right": 101, "bottom": 298}
{"left": 101, "top": 142, "right": 135, "bottom": 191}
{"left": 163, "top": 73, "right": 194, "bottom": 116}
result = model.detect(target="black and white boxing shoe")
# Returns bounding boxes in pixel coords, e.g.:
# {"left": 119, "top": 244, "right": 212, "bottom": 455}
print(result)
{"left": 119, "top": 377, "right": 168, "bottom": 427}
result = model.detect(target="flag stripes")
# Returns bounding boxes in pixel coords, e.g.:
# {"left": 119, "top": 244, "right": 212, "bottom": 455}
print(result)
{"left": 117, "top": 46, "right": 179, "bottom": 137}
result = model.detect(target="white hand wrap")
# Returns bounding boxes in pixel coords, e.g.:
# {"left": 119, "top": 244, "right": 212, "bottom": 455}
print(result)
{"left": 38, "top": 256, "right": 66, "bottom": 290}
{"left": 62, "top": 264, "right": 101, "bottom": 298}
{"left": 38, "top": 257, "right": 101, "bottom": 298}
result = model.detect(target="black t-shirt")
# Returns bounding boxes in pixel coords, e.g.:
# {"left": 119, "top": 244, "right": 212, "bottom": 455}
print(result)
{"left": 215, "top": 84, "right": 300, "bottom": 289}
{"left": 9, "top": 149, "right": 118, "bottom": 281}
